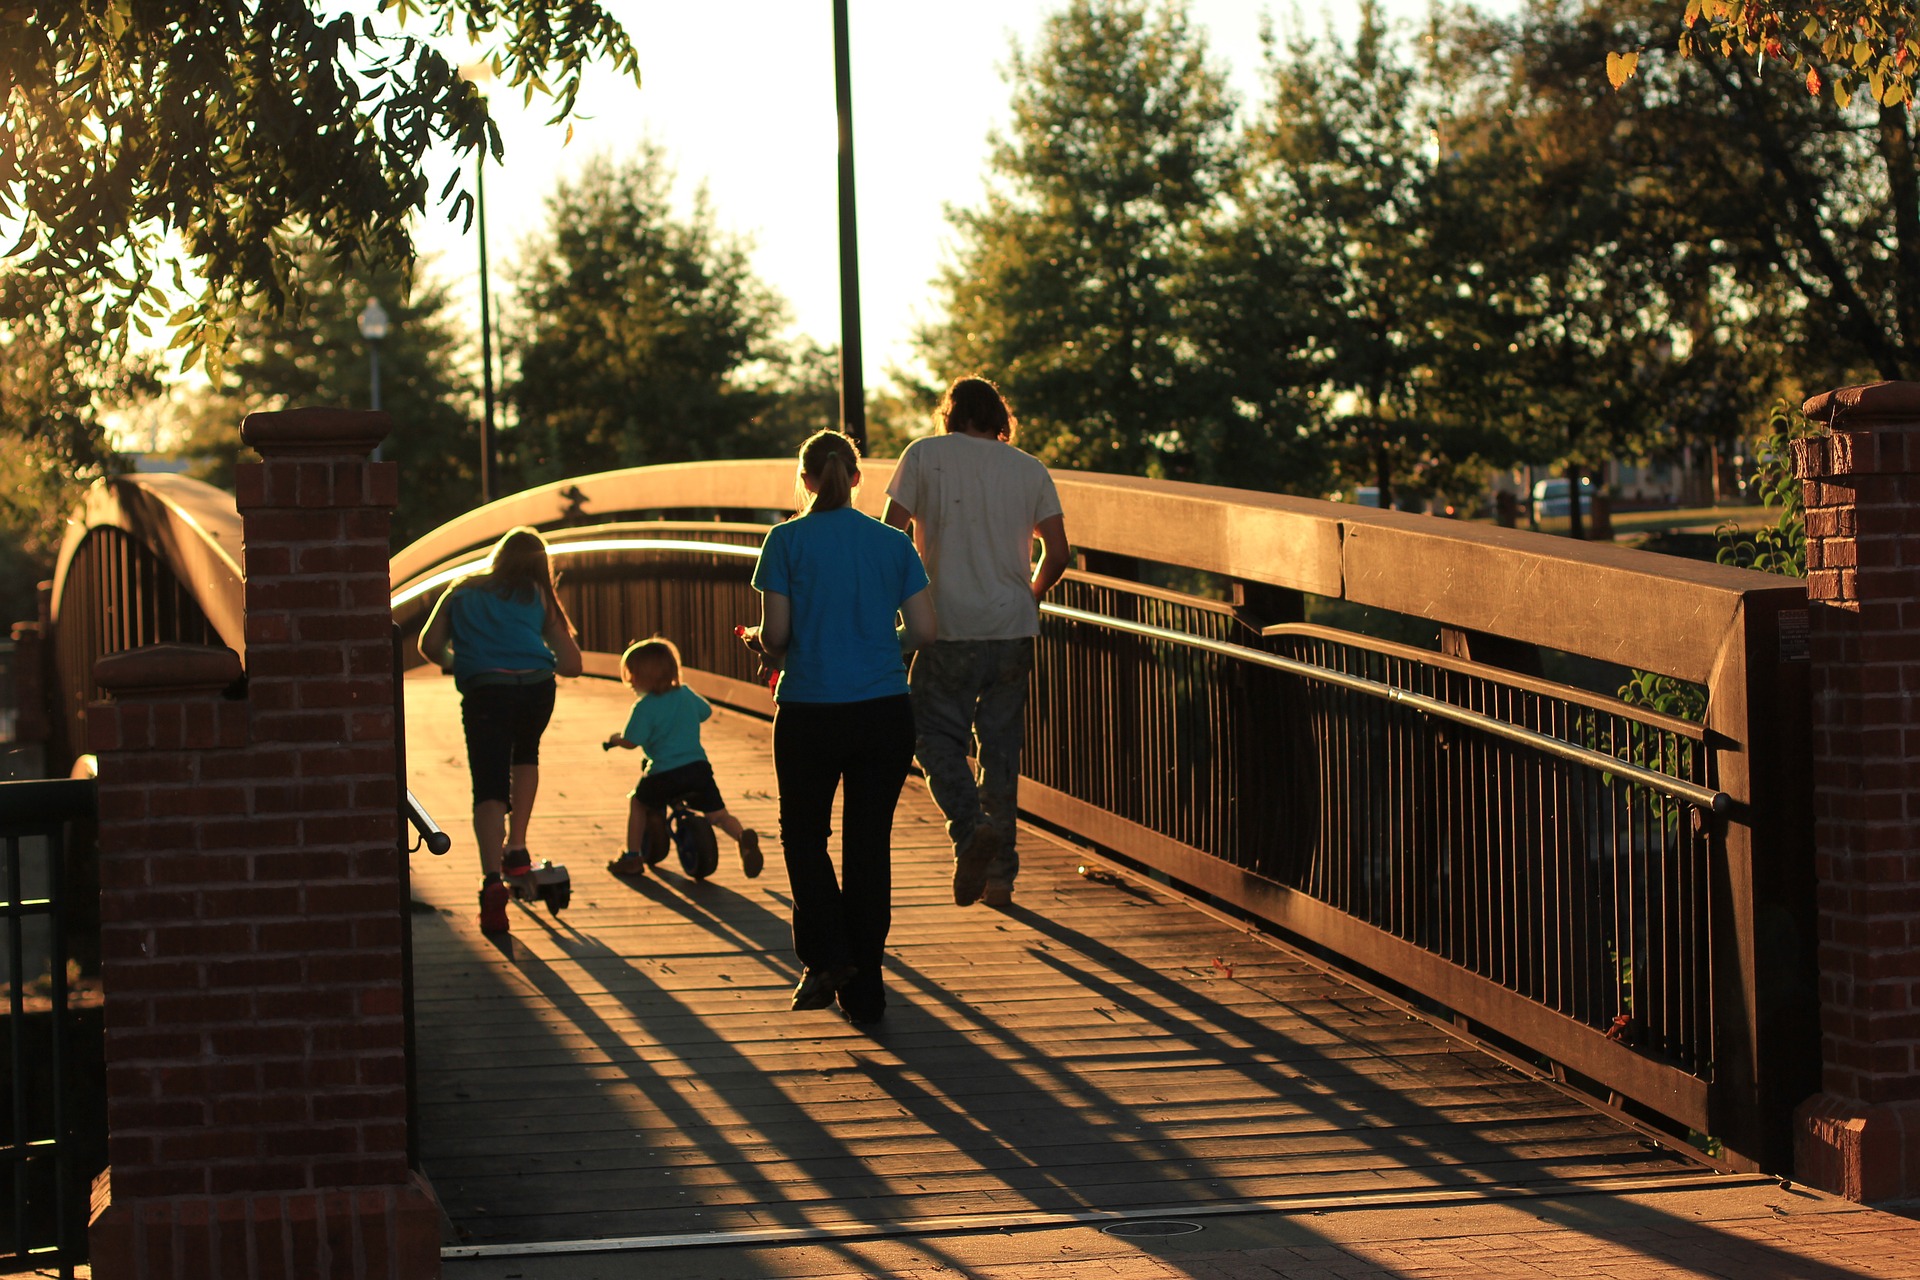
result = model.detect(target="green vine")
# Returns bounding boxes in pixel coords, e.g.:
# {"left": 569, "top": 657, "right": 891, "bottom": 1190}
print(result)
{"left": 1712, "top": 403, "right": 1811, "bottom": 579}
{"left": 1618, "top": 401, "right": 1811, "bottom": 723}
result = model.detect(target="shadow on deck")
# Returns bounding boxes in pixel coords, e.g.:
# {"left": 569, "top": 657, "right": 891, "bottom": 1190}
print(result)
{"left": 399, "top": 668, "right": 1721, "bottom": 1256}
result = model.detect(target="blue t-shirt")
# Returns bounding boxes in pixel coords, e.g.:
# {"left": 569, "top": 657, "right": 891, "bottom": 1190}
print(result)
{"left": 447, "top": 587, "right": 553, "bottom": 684}
{"left": 751, "top": 507, "right": 930, "bottom": 704}
{"left": 622, "top": 684, "right": 712, "bottom": 775}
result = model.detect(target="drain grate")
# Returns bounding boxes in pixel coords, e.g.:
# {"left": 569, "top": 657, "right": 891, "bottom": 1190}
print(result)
{"left": 1102, "top": 1220, "right": 1204, "bottom": 1238}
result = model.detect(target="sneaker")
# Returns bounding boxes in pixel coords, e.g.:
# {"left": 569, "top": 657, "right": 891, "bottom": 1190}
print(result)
{"left": 981, "top": 880, "right": 1014, "bottom": 909}
{"left": 607, "top": 851, "right": 649, "bottom": 877}
{"left": 478, "top": 880, "right": 510, "bottom": 934}
{"left": 502, "top": 848, "right": 533, "bottom": 878}
{"left": 790, "top": 964, "right": 857, "bottom": 1011}
{"left": 952, "top": 825, "right": 1002, "bottom": 907}
{"left": 839, "top": 996, "right": 886, "bottom": 1027}
{"left": 739, "top": 830, "right": 764, "bottom": 879}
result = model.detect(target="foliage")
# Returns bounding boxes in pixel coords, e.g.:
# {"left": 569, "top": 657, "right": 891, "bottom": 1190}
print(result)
{"left": 1616, "top": 668, "right": 1709, "bottom": 722}
{"left": 0, "top": 274, "right": 157, "bottom": 621}
{"left": 2, "top": 0, "right": 640, "bottom": 377}
{"left": 161, "top": 240, "right": 478, "bottom": 544}
{"left": 500, "top": 147, "right": 805, "bottom": 488}
{"left": 1714, "top": 402, "right": 1811, "bottom": 576}
{"left": 1613, "top": 2, "right": 1920, "bottom": 110}
{"left": 917, "top": 0, "right": 1256, "bottom": 483}
{"left": 1243, "top": 2, "right": 1526, "bottom": 506}
{"left": 1618, "top": 402, "right": 1808, "bottom": 722}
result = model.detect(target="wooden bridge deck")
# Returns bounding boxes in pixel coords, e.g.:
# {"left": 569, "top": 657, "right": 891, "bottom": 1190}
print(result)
{"left": 400, "top": 667, "right": 1718, "bottom": 1253}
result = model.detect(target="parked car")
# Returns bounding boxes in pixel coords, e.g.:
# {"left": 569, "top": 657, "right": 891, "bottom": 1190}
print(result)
{"left": 1531, "top": 475, "right": 1594, "bottom": 521}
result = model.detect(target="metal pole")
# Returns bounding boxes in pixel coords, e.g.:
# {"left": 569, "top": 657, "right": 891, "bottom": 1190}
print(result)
{"left": 832, "top": 0, "right": 866, "bottom": 450}
{"left": 368, "top": 342, "right": 383, "bottom": 462}
{"left": 478, "top": 149, "right": 497, "bottom": 505}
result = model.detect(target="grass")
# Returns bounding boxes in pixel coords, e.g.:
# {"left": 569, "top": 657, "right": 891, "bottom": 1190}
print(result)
{"left": 1528, "top": 504, "right": 1775, "bottom": 539}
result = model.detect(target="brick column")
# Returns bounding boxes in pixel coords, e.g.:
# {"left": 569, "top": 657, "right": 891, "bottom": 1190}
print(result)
{"left": 87, "top": 409, "right": 439, "bottom": 1278}
{"left": 1791, "top": 380, "right": 1920, "bottom": 1201}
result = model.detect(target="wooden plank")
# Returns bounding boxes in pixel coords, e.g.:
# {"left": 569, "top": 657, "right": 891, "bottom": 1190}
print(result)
{"left": 1018, "top": 775, "right": 1715, "bottom": 1133}
{"left": 403, "top": 668, "right": 1712, "bottom": 1247}
{"left": 1339, "top": 518, "right": 1807, "bottom": 683}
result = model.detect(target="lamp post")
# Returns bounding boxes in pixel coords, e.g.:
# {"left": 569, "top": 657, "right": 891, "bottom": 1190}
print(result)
{"left": 357, "top": 296, "right": 390, "bottom": 460}
{"left": 832, "top": 0, "right": 866, "bottom": 450}
{"left": 460, "top": 60, "right": 497, "bottom": 505}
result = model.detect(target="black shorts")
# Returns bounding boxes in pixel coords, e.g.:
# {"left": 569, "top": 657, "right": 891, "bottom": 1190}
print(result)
{"left": 460, "top": 678, "right": 556, "bottom": 807}
{"left": 634, "top": 760, "right": 726, "bottom": 813}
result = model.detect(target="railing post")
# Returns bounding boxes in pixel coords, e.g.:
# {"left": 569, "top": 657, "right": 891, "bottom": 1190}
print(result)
{"left": 1791, "top": 380, "right": 1920, "bottom": 1200}
{"left": 85, "top": 408, "right": 440, "bottom": 1278}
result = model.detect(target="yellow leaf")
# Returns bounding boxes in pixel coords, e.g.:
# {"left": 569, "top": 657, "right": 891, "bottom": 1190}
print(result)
{"left": 1606, "top": 50, "right": 1640, "bottom": 90}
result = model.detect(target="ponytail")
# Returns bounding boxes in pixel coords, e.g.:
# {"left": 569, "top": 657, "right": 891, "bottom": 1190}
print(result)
{"left": 798, "top": 429, "right": 861, "bottom": 512}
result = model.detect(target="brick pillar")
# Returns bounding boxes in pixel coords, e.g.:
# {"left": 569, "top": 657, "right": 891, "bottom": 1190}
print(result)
{"left": 87, "top": 409, "right": 439, "bottom": 1278}
{"left": 1791, "top": 380, "right": 1920, "bottom": 1201}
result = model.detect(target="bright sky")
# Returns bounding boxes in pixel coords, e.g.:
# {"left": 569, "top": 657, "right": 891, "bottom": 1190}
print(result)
{"left": 411, "top": 1, "right": 1519, "bottom": 386}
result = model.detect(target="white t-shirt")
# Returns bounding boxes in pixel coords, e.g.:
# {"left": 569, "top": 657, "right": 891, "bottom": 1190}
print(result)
{"left": 886, "top": 433, "right": 1064, "bottom": 641}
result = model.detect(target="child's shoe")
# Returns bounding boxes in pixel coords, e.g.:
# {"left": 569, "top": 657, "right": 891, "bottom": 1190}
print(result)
{"left": 607, "top": 851, "right": 649, "bottom": 878}
{"left": 502, "top": 848, "right": 533, "bottom": 878}
{"left": 739, "top": 830, "right": 763, "bottom": 879}
{"left": 478, "top": 880, "right": 510, "bottom": 934}
{"left": 981, "top": 880, "right": 1014, "bottom": 908}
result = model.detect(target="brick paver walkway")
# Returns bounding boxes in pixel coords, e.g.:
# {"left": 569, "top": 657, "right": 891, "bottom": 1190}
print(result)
{"left": 432, "top": 1183, "right": 1920, "bottom": 1279}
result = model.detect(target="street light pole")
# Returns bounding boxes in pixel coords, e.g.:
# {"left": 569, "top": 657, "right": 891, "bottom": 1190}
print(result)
{"left": 477, "top": 147, "right": 496, "bottom": 505}
{"left": 357, "top": 297, "right": 390, "bottom": 460}
{"left": 461, "top": 60, "right": 498, "bottom": 506}
{"left": 832, "top": 0, "right": 866, "bottom": 450}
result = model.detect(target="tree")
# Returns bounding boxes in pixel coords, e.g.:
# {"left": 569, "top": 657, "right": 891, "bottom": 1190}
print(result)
{"left": 0, "top": 277, "right": 157, "bottom": 621}
{"left": 918, "top": 0, "right": 1246, "bottom": 481}
{"left": 1615, "top": 3, "right": 1920, "bottom": 110}
{"left": 163, "top": 240, "right": 479, "bottom": 544}
{"left": 1463, "top": 1, "right": 1900, "bottom": 417}
{"left": 4, "top": 1, "right": 639, "bottom": 370}
{"left": 500, "top": 147, "right": 802, "bottom": 487}
{"left": 1236, "top": 2, "right": 1524, "bottom": 509}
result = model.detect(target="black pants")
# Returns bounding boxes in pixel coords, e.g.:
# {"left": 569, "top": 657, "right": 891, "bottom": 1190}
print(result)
{"left": 460, "top": 678, "right": 556, "bottom": 807}
{"left": 772, "top": 695, "right": 915, "bottom": 1019}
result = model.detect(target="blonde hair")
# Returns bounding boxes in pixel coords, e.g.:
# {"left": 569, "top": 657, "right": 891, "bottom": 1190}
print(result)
{"left": 619, "top": 637, "right": 682, "bottom": 693}
{"left": 473, "top": 526, "right": 561, "bottom": 607}
{"left": 797, "top": 430, "right": 860, "bottom": 513}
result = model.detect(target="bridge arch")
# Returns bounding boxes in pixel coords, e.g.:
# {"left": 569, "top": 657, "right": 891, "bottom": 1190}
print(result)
{"left": 30, "top": 447, "right": 1824, "bottom": 1188}
{"left": 46, "top": 472, "right": 244, "bottom": 770}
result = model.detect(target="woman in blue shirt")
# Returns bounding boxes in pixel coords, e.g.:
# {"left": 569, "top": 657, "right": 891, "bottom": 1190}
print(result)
{"left": 419, "top": 526, "right": 584, "bottom": 934}
{"left": 743, "top": 430, "right": 936, "bottom": 1025}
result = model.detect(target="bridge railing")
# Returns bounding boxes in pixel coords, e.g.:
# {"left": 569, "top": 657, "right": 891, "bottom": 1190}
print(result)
{"left": 45, "top": 474, "right": 243, "bottom": 769}
{"left": 388, "top": 459, "right": 1815, "bottom": 1173}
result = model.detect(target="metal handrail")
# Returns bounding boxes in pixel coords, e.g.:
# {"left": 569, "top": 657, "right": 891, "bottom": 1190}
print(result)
{"left": 390, "top": 537, "right": 761, "bottom": 610}
{"left": 1041, "top": 601, "right": 1731, "bottom": 815}
{"left": 403, "top": 790, "right": 451, "bottom": 856}
{"left": 391, "top": 529, "right": 1729, "bottom": 814}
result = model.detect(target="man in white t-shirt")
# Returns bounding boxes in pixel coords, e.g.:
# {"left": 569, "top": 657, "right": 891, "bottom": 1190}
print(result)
{"left": 883, "top": 377, "right": 1070, "bottom": 908}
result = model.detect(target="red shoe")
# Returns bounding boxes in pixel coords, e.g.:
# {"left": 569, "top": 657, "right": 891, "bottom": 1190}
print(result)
{"left": 479, "top": 880, "right": 510, "bottom": 934}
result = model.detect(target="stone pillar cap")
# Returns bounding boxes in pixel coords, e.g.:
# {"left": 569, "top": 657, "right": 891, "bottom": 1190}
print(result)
{"left": 241, "top": 407, "right": 390, "bottom": 457}
{"left": 1802, "top": 381, "right": 1920, "bottom": 428}
{"left": 94, "top": 644, "right": 243, "bottom": 696}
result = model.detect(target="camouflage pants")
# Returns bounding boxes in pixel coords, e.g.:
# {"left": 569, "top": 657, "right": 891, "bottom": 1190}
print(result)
{"left": 908, "top": 638, "right": 1033, "bottom": 886}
